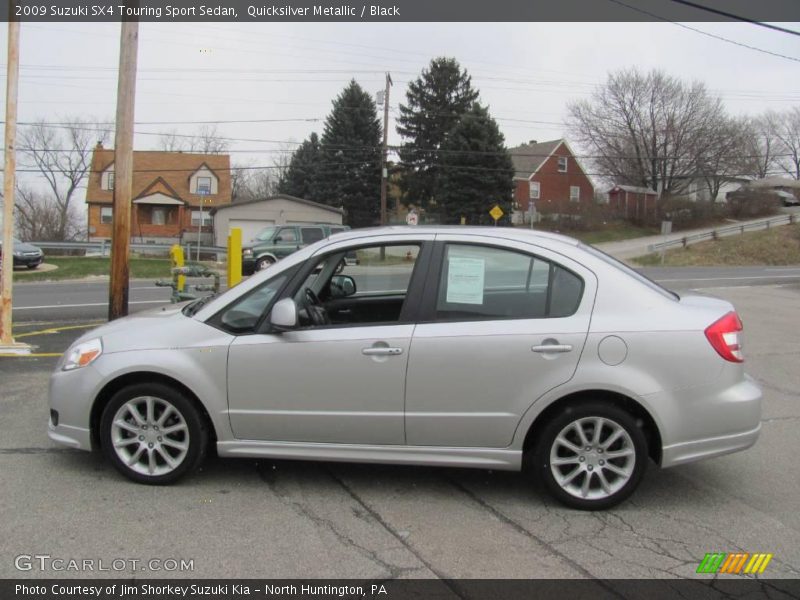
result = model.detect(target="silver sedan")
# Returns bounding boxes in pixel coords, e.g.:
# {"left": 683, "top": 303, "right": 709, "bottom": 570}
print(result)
{"left": 48, "top": 227, "right": 761, "bottom": 510}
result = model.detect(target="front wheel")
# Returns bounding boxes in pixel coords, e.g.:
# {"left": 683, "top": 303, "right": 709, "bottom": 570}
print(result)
{"left": 532, "top": 402, "right": 648, "bottom": 510}
{"left": 255, "top": 256, "right": 275, "bottom": 271}
{"left": 100, "top": 383, "right": 208, "bottom": 485}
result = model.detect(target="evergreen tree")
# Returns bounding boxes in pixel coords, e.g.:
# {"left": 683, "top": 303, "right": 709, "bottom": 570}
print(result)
{"left": 318, "top": 80, "right": 382, "bottom": 228}
{"left": 436, "top": 103, "right": 514, "bottom": 225}
{"left": 278, "top": 132, "right": 322, "bottom": 200}
{"left": 397, "top": 57, "right": 479, "bottom": 210}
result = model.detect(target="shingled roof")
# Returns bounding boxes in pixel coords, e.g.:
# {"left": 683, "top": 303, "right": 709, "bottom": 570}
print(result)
{"left": 86, "top": 147, "right": 232, "bottom": 207}
{"left": 508, "top": 139, "right": 563, "bottom": 179}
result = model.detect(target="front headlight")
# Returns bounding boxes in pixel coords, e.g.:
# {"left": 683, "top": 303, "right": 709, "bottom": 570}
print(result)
{"left": 62, "top": 338, "right": 103, "bottom": 371}
{"left": 13, "top": 250, "right": 22, "bottom": 257}
{"left": 242, "top": 248, "right": 253, "bottom": 257}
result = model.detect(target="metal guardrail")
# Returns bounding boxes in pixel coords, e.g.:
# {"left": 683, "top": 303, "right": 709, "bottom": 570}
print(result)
{"left": 647, "top": 214, "right": 798, "bottom": 253}
{"left": 29, "top": 240, "right": 228, "bottom": 260}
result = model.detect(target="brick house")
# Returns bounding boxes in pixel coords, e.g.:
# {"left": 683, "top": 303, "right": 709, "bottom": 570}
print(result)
{"left": 86, "top": 144, "right": 232, "bottom": 244}
{"left": 509, "top": 139, "right": 594, "bottom": 221}
{"left": 607, "top": 185, "right": 660, "bottom": 222}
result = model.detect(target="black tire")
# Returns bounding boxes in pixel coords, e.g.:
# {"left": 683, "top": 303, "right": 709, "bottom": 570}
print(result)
{"left": 27, "top": 263, "right": 39, "bottom": 270}
{"left": 99, "top": 382, "right": 208, "bottom": 485}
{"left": 531, "top": 401, "right": 648, "bottom": 510}
{"left": 255, "top": 256, "right": 275, "bottom": 271}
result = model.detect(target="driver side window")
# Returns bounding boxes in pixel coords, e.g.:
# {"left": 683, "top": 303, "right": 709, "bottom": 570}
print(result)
{"left": 294, "top": 243, "right": 421, "bottom": 328}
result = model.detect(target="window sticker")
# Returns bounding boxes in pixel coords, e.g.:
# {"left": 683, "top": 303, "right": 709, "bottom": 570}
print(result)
{"left": 446, "top": 257, "right": 485, "bottom": 304}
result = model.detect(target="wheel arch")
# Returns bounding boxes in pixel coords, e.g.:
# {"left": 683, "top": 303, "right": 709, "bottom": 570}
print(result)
{"left": 90, "top": 371, "right": 218, "bottom": 451}
{"left": 521, "top": 389, "right": 663, "bottom": 466}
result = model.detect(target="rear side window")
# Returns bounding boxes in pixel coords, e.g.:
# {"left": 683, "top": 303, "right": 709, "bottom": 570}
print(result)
{"left": 301, "top": 227, "right": 325, "bottom": 244}
{"left": 435, "top": 244, "right": 583, "bottom": 320}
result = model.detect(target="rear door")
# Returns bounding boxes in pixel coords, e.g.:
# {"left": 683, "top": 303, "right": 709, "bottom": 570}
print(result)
{"left": 405, "top": 236, "right": 596, "bottom": 448}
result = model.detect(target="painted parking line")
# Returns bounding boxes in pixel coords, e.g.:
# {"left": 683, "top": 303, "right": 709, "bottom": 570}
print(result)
{"left": 13, "top": 300, "right": 166, "bottom": 311}
{"left": 14, "top": 322, "right": 104, "bottom": 339}
{"left": 0, "top": 352, "right": 63, "bottom": 358}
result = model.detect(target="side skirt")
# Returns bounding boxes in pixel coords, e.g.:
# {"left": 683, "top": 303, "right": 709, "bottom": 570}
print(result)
{"left": 216, "top": 440, "right": 523, "bottom": 471}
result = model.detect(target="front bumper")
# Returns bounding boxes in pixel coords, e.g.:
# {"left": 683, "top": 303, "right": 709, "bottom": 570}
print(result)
{"left": 14, "top": 254, "right": 43, "bottom": 268}
{"left": 47, "top": 364, "right": 103, "bottom": 453}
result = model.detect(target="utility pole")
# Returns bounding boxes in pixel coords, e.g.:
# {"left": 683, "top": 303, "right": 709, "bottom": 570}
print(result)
{"left": 379, "top": 72, "right": 392, "bottom": 226}
{"left": 0, "top": 19, "right": 28, "bottom": 353}
{"left": 108, "top": 21, "right": 139, "bottom": 320}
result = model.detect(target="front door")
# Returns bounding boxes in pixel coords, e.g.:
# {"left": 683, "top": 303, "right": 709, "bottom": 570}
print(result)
{"left": 226, "top": 237, "right": 431, "bottom": 444}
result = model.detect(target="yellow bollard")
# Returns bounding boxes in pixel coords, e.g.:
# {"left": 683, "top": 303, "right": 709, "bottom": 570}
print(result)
{"left": 169, "top": 244, "right": 186, "bottom": 293}
{"left": 228, "top": 227, "right": 242, "bottom": 288}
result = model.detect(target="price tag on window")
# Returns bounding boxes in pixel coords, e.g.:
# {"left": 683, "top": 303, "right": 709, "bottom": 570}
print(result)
{"left": 446, "top": 257, "right": 485, "bottom": 305}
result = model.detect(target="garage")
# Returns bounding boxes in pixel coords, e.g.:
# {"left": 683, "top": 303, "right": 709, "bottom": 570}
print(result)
{"left": 212, "top": 194, "right": 344, "bottom": 247}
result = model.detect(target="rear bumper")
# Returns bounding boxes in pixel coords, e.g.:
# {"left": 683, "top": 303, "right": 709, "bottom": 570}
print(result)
{"left": 660, "top": 375, "right": 762, "bottom": 468}
{"left": 662, "top": 423, "right": 760, "bottom": 468}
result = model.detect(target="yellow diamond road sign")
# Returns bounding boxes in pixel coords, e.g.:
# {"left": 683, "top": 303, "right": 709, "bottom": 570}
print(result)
{"left": 489, "top": 205, "right": 504, "bottom": 221}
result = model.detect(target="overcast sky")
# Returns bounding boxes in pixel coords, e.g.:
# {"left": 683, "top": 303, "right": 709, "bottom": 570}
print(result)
{"left": 1, "top": 20, "right": 799, "bottom": 195}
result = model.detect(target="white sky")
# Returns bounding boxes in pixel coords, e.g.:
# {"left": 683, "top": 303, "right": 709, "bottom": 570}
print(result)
{"left": 1, "top": 20, "right": 799, "bottom": 196}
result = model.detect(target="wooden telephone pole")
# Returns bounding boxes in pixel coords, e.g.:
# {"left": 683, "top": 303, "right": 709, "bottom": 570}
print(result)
{"left": 379, "top": 72, "right": 392, "bottom": 226}
{"left": 108, "top": 21, "right": 139, "bottom": 320}
{"left": 0, "top": 19, "right": 24, "bottom": 351}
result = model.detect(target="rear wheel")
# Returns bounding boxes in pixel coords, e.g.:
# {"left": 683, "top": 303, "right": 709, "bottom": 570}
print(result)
{"left": 100, "top": 383, "right": 208, "bottom": 485}
{"left": 532, "top": 402, "right": 647, "bottom": 510}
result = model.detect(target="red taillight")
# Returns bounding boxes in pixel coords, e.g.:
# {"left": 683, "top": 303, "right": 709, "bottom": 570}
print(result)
{"left": 705, "top": 311, "right": 744, "bottom": 363}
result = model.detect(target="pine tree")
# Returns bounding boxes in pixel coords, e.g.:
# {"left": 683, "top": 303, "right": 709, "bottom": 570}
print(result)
{"left": 317, "top": 80, "right": 382, "bottom": 228}
{"left": 436, "top": 103, "right": 514, "bottom": 225}
{"left": 278, "top": 133, "right": 322, "bottom": 200}
{"left": 397, "top": 57, "right": 479, "bottom": 210}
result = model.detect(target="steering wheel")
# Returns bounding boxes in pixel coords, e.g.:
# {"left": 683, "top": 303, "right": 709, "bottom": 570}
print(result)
{"left": 304, "top": 287, "right": 330, "bottom": 326}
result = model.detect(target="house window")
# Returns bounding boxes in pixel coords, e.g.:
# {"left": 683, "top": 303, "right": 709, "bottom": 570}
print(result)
{"left": 100, "top": 206, "right": 113, "bottom": 224}
{"left": 196, "top": 176, "right": 212, "bottom": 195}
{"left": 191, "top": 210, "right": 212, "bottom": 226}
{"left": 152, "top": 208, "right": 166, "bottom": 225}
{"left": 106, "top": 172, "right": 115, "bottom": 191}
{"left": 558, "top": 157, "right": 568, "bottom": 172}
{"left": 529, "top": 181, "right": 540, "bottom": 200}
{"left": 570, "top": 186, "right": 580, "bottom": 202}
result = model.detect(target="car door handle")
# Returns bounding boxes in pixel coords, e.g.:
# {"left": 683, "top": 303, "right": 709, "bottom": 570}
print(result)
{"left": 531, "top": 344, "right": 573, "bottom": 353}
{"left": 362, "top": 347, "right": 403, "bottom": 356}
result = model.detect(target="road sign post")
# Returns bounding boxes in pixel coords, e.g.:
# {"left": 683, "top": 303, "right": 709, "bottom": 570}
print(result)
{"left": 489, "top": 205, "right": 504, "bottom": 226}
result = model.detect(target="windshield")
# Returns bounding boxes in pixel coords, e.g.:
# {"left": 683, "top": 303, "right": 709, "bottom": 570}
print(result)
{"left": 579, "top": 243, "right": 679, "bottom": 301}
{"left": 254, "top": 226, "right": 277, "bottom": 242}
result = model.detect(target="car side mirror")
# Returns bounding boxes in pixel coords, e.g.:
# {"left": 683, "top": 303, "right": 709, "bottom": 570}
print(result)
{"left": 274, "top": 236, "right": 283, "bottom": 242}
{"left": 330, "top": 274, "right": 356, "bottom": 298}
{"left": 269, "top": 298, "right": 298, "bottom": 330}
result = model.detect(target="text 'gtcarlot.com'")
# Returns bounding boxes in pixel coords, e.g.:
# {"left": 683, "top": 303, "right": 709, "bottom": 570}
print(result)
{"left": 14, "top": 554, "right": 194, "bottom": 572}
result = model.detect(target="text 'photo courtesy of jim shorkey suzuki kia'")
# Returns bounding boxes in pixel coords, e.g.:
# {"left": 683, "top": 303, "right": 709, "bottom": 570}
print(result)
{"left": 48, "top": 227, "right": 761, "bottom": 510}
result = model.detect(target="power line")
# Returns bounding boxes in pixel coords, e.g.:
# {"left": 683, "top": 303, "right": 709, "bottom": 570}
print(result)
{"left": 666, "top": 0, "right": 800, "bottom": 37}
{"left": 606, "top": 0, "right": 800, "bottom": 64}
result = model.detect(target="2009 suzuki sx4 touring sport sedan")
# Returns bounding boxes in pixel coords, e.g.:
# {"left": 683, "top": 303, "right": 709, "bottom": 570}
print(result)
{"left": 49, "top": 227, "right": 761, "bottom": 510}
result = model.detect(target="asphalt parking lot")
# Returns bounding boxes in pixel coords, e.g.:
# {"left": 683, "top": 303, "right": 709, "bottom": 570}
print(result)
{"left": 1, "top": 281, "right": 799, "bottom": 584}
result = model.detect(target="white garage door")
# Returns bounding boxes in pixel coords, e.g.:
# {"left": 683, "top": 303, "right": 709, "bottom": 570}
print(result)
{"left": 228, "top": 219, "right": 275, "bottom": 244}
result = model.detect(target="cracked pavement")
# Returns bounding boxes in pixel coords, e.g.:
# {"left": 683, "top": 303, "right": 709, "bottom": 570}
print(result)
{"left": 1, "top": 284, "right": 799, "bottom": 582}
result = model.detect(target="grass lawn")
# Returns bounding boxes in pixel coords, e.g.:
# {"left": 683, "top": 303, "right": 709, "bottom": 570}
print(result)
{"left": 529, "top": 220, "right": 659, "bottom": 245}
{"left": 634, "top": 223, "right": 800, "bottom": 266}
{"left": 13, "top": 256, "right": 179, "bottom": 282}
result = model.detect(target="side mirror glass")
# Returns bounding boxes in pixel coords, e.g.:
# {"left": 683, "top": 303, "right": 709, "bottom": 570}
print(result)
{"left": 270, "top": 298, "right": 298, "bottom": 329}
{"left": 330, "top": 274, "right": 356, "bottom": 298}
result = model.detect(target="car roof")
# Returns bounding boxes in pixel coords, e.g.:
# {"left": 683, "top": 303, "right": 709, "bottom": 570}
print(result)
{"left": 326, "top": 225, "right": 580, "bottom": 248}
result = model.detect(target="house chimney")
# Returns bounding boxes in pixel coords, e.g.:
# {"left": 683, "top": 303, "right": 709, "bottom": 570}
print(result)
{"left": 96, "top": 141, "right": 104, "bottom": 149}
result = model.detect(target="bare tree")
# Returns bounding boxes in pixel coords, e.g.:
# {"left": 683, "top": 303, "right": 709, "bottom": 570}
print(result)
{"left": 696, "top": 116, "right": 752, "bottom": 201}
{"left": 13, "top": 184, "right": 84, "bottom": 240}
{"left": 567, "top": 68, "right": 726, "bottom": 196}
{"left": 231, "top": 162, "right": 280, "bottom": 202}
{"left": 739, "top": 113, "right": 781, "bottom": 179}
{"left": 773, "top": 107, "right": 800, "bottom": 180}
{"left": 157, "top": 124, "right": 229, "bottom": 154}
{"left": 18, "top": 117, "right": 108, "bottom": 241}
